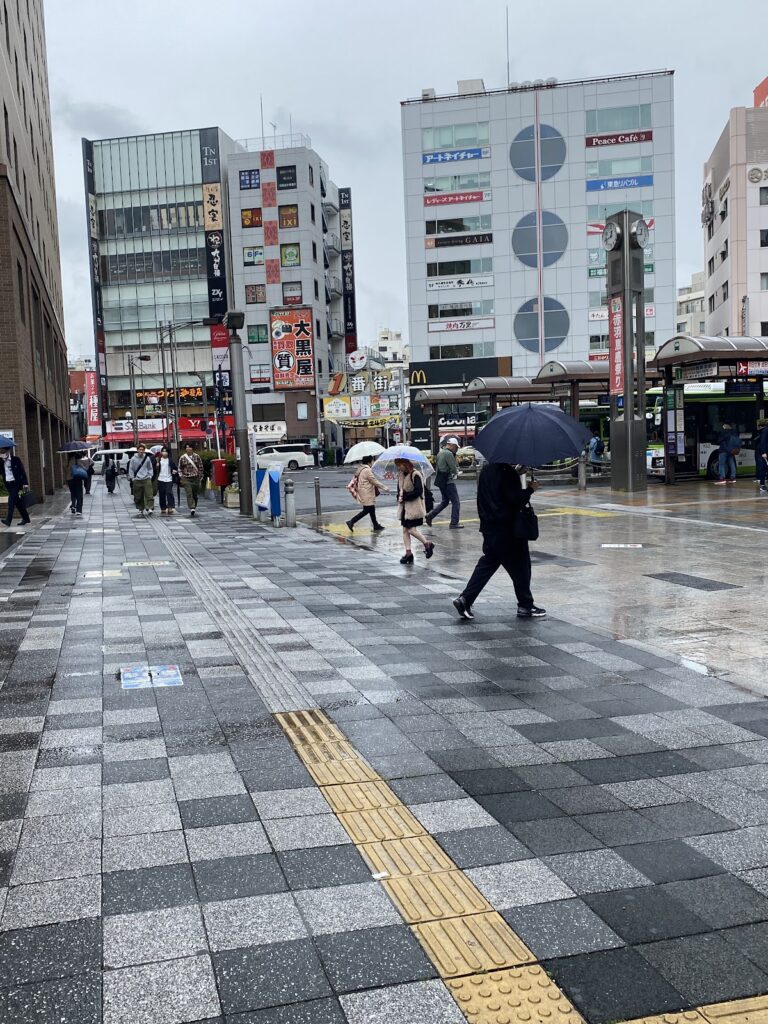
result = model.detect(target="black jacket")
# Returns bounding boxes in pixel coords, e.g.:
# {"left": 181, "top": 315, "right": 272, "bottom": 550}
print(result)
{"left": 758, "top": 426, "right": 768, "bottom": 458}
{"left": 476, "top": 463, "right": 533, "bottom": 534}
{"left": 1, "top": 455, "right": 28, "bottom": 488}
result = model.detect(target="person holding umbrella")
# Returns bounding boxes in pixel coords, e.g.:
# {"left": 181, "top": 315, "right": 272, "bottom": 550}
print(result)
{"left": 395, "top": 456, "right": 434, "bottom": 565}
{"left": 346, "top": 455, "right": 388, "bottom": 533}
{"left": 0, "top": 439, "right": 31, "bottom": 527}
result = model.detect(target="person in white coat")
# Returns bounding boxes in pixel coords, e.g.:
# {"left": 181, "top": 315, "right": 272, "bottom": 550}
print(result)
{"left": 346, "top": 456, "right": 388, "bottom": 532}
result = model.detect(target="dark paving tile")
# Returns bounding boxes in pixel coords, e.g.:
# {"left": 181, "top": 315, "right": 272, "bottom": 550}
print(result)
{"left": 509, "top": 817, "right": 603, "bottom": 856}
{"left": 662, "top": 875, "right": 768, "bottom": 929}
{"left": 315, "top": 924, "right": 436, "bottom": 993}
{"left": 102, "top": 862, "right": 198, "bottom": 915}
{"left": 637, "top": 933, "right": 768, "bottom": 1005}
{"left": 0, "top": 852, "right": 11, "bottom": 888}
{"left": 0, "top": 793, "right": 26, "bottom": 824}
{"left": 0, "top": 919, "right": 101, "bottom": 987}
{"left": 584, "top": 886, "right": 710, "bottom": 943}
{"left": 101, "top": 757, "right": 169, "bottom": 785}
{"left": 646, "top": 571, "right": 740, "bottom": 591}
{"left": 0, "top": 731, "right": 39, "bottom": 752}
{"left": 434, "top": 826, "right": 531, "bottom": 868}
{"left": 35, "top": 747, "right": 102, "bottom": 768}
{"left": 515, "top": 719, "right": 629, "bottom": 742}
{"left": 213, "top": 939, "right": 331, "bottom": 1015}
{"left": 512, "top": 764, "right": 589, "bottom": 791}
{"left": 445, "top": 768, "right": 529, "bottom": 796}
{"left": 576, "top": 810, "right": 670, "bottom": 846}
{"left": 224, "top": 996, "right": 348, "bottom": 1023}
{"left": 547, "top": 786, "right": 628, "bottom": 815}
{"left": 193, "top": 854, "right": 287, "bottom": 902}
{"left": 179, "top": 795, "right": 259, "bottom": 830}
{"left": 638, "top": 801, "right": 737, "bottom": 837}
{"left": 277, "top": 845, "right": 371, "bottom": 890}
{"left": 3, "top": 971, "right": 101, "bottom": 1024}
{"left": 388, "top": 773, "right": 465, "bottom": 804}
{"left": 627, "top": 750, "right": 707, "bottom": 778}
{"left": 571, "top": 757, "right": 650, "bottom": 784}
{"left": 721, "top": 921, "right": 768, "bottom": 972}
{"left": 681, "top": 745, "right": 755, "bottom": 770}
{"left": 545, "top": 946, "right": 685, "bottom": 1024}
{"left": 476, "top": 792, "right": 565, "bottom": 825}
{"left": 503, "top": 898, "right": 624, "bottom": 958}
{"left": 425, "top": 748, "right": 503, "bottom": 771}
{"left": 619, "top": 840, "right": 726, "bottom": 883}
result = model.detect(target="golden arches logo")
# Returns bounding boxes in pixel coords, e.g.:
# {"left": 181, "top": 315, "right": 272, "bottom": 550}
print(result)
{"left": 410, "top": 369, "right": 427, "bottom": 385}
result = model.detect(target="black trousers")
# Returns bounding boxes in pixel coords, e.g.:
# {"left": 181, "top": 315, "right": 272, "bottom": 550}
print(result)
{"left": 5, "top": 484, "right": 31, "bottom": 525}
{"left": 349, "top": 504, "right": 381, "bottom": 528}
{"left": 462, "top": 532, "right": 533, "bottom": 609}
{"left": 67, "top": 479, "right": 84, "bottom": 513}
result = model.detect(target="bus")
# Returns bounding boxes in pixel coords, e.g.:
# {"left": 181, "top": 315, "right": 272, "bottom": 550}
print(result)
{"left": 578, "top": 395, "right": 663, "bottom": 472}
{"left": 646, "top": 382, "right": 766, "bottom": 478}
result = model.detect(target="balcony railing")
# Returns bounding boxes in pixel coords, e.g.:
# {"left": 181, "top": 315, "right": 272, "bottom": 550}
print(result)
{"left": 326, "top": 275, "right": 342, "bottom": 297}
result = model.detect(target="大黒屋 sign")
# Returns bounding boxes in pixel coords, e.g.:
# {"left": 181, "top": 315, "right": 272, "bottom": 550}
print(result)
{"left": 269, "top": 307, "right": 315, "bottom": 390}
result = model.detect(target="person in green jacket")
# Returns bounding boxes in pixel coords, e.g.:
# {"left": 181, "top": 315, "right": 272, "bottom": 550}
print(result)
{"left": 426, "top": 437, "right": 463, "bottom": 529}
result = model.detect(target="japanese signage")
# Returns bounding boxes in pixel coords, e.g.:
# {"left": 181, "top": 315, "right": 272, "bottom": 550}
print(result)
{"left": 202, "top": 183, "right": 223, "bottom": 229}
{"left": 424, "top": 190, "right": 491, "bottom": 206}
{"left": 737, "top": 360, "right": 768, "bottom": 376}
{"left": 245, "top": 284, "right": 266, "bottom": 304}
{"left": 211, "top": 324, "right": 230, "bottom": 371}
{"left": 589, "top": 305, "right": 655, "bottom": 322}
{"left": 280, "top": 243, "right": 300, "bottom": 268}
{"left": 323, "top": 396, "right": 352, "bottom": 419}
{"left": 239, "top": 169, "right": 261, "bottom": 189}
{"left": 426, "top": 276, "right": 493, "bottom": 291}
{"left": 85, "top": 371, "right": 100, "bottom": 429}
{"left": 428, "top": 317, "right": 495, "bottom": 333}
{"left": 276, "top": 165, "right": 297, "bottom": 190}
{"left": 248, "top": 420, "right": 287, "bottom": 442}
{"left": 323, "top": 395, "right": 392, "bottom": 422}
{"left": 88, "top": 195, "right": 98, "bottom": 239}
{"left": 83, "top": 138, "right": 108, "bottom": 423}
{"left": 282, "top": 281, "right": 302, "bottom": 305}
{"left": 247, "top": 325, "right": 268, "bottom": 344}
{"left": 206, "top": 231, "right": 227, "bottom": 286}
{"left": 679, "top": 361, "right": 719, "bottom": 381}
{"left": 107, "top": 418, "right": 167, "bottom": 434}
{"left": 588, "top": 263, "right": 654, "bottom": 278}
{"left": 278, "top": 204, "right": 299, "bottom": 229}
{"left": 426, "top": 232, "right": 493, "bottom": 249}
{"left": 249, "top": 363, "right": 272, "bottom": 385}
{"left": 608, "top": 296, "right": 623, "bottom": 396}
{"left": 585, "top": 130, "right": 653, "bottom": 147}
{"left": 241, "top": 208, "right": 262, "bottom": 228}
{"left": 422, "top": 147, "right": 490, "bottom": 164}
{"left": 136, "top": 387, "right": 203, "bottom": 401}
{"left": 243, "top": 246, "right": 264, "bottom": 266}
{"left": 586, "top": 175, "right": 654, "bottom": 192}
{"left": 199, "top": 127, "right": 220, "bottom": 184}
{"left": 270, "top": 307, "right": 315, "bottom": 390}
{"left": 339, "top": 187, "right": 358, "bottom": 355}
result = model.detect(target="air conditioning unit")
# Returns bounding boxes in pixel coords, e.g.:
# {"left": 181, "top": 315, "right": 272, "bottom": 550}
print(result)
{"left": 545, "top": 77, "right": 558, "bottom": 86}
{"left": 421, "top": 88, "right": 436, "bottom": 100}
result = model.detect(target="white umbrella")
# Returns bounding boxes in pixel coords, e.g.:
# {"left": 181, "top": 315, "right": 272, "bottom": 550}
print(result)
{"left": 372, "top": 443, "right": 434, "bottom": 482}
{"left": 344, "top": 441, "right": 386, "bottom": 464}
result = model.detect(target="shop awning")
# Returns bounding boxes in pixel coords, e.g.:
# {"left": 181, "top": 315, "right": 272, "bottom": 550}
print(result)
{"left": 102, "top": 430, "right": 168, "bottom": 444}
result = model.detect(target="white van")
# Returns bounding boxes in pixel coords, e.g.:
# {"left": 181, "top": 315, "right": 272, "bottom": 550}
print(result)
{"left": 255, "top": 443, "right": 314, "bottom": 471}
{"left": 92, "top": 449, "right": 136, "bottom": 475}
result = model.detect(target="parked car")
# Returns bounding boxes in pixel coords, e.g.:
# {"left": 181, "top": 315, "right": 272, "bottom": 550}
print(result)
{"left": 92, "top": 449, "right": 135, "bottom": 474}
{"left": 255, "top": 443, "right": 313, "bottom": 471}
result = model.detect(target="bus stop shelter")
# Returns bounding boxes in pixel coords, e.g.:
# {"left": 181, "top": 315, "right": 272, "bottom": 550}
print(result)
{"left": 412, "top": 388, "right": 477, "bottom": 452}
{"left": 652, "top": 334, "right": 768, "bottom": 482}
{"left": 535, "top": 359, "right": 663, "bottom": 411}
{"left": 463, "top": 376, "right": 551, "bottom": 416}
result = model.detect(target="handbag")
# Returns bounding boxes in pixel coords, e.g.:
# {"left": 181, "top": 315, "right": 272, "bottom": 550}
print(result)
{"left": 512, "top": 502, "right": 539, "bottom": 542}
{"left": 346, "top": 471, "right": 361, "bottom": 502}
{"left": 71, "top": 465, "right": 88, "bottom": 480}
{"left": 21, "top": 489, "right": 38, "bottom": 509}
{"left": 424, "top": 485, "right": 434, "bottom": 514}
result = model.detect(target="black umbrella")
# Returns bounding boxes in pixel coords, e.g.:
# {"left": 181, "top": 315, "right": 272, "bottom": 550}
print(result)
{"left": 58, "top": 442, "right": 94, "bottom": 454}
{"left": 474, "top": 403, "right": 591, "bottom": 466}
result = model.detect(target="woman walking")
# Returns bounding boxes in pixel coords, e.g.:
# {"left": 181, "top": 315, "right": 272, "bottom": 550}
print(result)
{"left": 104, "top": 455, "right": 118, "bottom": 494}
{"left": 1, "top": 446, "right": 32, "bottom": 527}
{"left": 156, "top": 447, "right": 178, "bottom": 515}
{"left": 66, "top": 455, "right": 87, "bottom": 516}
{"left": 396, "top": 457, "right": 435, "bottom": 565}
{"left": 346, "top": 455, "right": 388, "bottom": 533}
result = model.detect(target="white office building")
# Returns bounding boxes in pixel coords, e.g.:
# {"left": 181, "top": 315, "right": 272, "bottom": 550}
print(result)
{"left": 702, "top": 94, "right": 768, "bottom": 338}
{"left": 401, "top": 71, "right": 676, "bottom": 396}
{"left": 676, "top": 271, "right": 706, "bottom": 337}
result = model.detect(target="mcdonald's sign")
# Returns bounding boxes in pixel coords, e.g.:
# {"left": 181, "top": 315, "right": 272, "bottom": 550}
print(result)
{"left": 408, "top": 357, "right": 499, "bottom": 389}
{"left": 410, "top": 369, "right": 427, "bottom": 386}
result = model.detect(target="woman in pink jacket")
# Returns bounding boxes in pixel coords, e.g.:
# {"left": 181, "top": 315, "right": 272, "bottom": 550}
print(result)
{"left": 346, "top": 455, "right": 389, "bottom": 532}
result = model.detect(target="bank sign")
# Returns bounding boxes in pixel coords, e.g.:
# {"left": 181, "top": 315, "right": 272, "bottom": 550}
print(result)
{"left": 422, "top": 147, "right": 490, "bottom": 164}
{"left": 586, "top": 175, "right": 654, "bottom": 192}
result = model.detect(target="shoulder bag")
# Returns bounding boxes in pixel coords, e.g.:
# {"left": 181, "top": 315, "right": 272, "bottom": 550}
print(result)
{"left": 512, "top": 501, "right": 539, "bottom": 542}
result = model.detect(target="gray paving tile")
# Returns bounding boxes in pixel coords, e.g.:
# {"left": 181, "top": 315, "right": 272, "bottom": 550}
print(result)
{"left": 0, "top": 918, "right": 101, "bottom": 987}
{"left": 25, "top": 785, "right": 101, "bottom": 818}
{"left": 103, "top": 738, "right": 167, "bottom": 762}
{"left": 186, "top": 821, "right": 270, "bottom": 862}
{"left": 636, "top": 933, "right": 768, "bottom": 1005}
{"left": 340, "top": 979, "right": 465, "bottom": 1024}
{"left": 203, "top": 892, "right": 307, "bottom": 951}
{"left": 103, "top": 953, "right": 220, "bottom": 1024}
{"left": 263, "top": 814, "right": 351, "bottom": 851}
{"left": 172, "top": 772, "right": 246, "bottom": 801}
{"left": 602, "top": 779, "right": 687, "bottom": 808}
{"left": 686, "top": 826, "right": 768, "bottom": 871}
{"left": 543, "top": 849, "right": 653, "bottom": 894}
{"left": 278, "top": 844, "right": 372, "bottom": 889}
{"left": 466, "top": 859, "right": 574, "bottom": 908}
{"left": 662, "top": 874, "right": 768, "bottom": 928}
{"left": 434, "top": 826, "right": 533, "bottom": 868}
{"left": 410, "top": 798, "right": 497, "bottom": 834}
{"left": 1, "top": 875, "right": 101, "bottom": 930}
{"left": 619, "top": 840, "right": 725, "bottom": 884}
{"left": 212, "top": 938, "right": 331, "bottom": 1013}
{"left": 11, "top": 839, "right": 100, "bottom": 884}
{"left": 251, "top": 787, "right": 330, "bottom": 819}
{"left": 294, "top": 881, "right": 402, "bottom": 935}
{"left": 102, "top": 863, "right": 198, "bottom": 915}
{"left": 3, "top": 971, "right": 102, "bottom": 1023}
{"left": 18, "top": 810, "right": 102, "bottom": 847}
{"left": 316, "top": 924, "right": 436, "bottom": 994}
{"left": 503, "top": 898, "right": 625, "bottom": 957}
{"left": 104, "top": 802, "right": 182, "bottom": 838}
{"left": 103, "top": 831, "right": 189, "bottom": 872}
{"left": 30, "top": 765, "right": 102, "bottom": 791}
{"left": 104, "top": 904, "right": 208, "bottom": 968}
{"left": 168, "top": 751, "right": 237, "bottom": 777}
{"left": 510, "top": 817, "right": 603, "bottom": 856}
{"left": 193, "top": 853, "right": 286, "bottom": 902}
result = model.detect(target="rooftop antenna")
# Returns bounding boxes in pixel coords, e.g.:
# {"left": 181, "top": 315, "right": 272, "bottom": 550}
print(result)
{"left": 260, "top": 96, "right": 265, "bottom": 145}
{"left": 269, "top": 121, "right": 277, "bottom": 149}
{"left": 505, "top": 6, "right": 510, "bottom": 87}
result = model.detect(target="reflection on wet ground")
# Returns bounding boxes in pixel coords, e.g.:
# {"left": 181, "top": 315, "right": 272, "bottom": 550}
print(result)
{"left": 0, "top": 531, "right": 20, "bottom": 554}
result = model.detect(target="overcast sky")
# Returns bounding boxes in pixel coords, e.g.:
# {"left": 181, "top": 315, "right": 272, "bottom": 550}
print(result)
{"left": 45, "top": 0, "right": 766, "bottom": 361}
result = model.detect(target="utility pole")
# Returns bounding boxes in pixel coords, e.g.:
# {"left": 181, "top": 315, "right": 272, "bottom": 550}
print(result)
{"left": 225, "top": 311, "right": 252, "bottom": 516}
{"left": 157, "top": 322, "right": 172, "bottom": 447}
{"left": 128, "top": 359, "right": 139, "bottom": 447}
{"left": 167, "top": 320, "right": 181, "bottom": 449}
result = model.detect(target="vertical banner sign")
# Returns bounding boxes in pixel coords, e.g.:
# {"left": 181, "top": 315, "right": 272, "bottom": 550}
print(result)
{"left": 269, "top": 307, "right": 315, "bottom": 390}
{"left": 210, "top": 324, "right": 230, "bottom": 372}
{"left": 339, "top": 187, "right": 358, "bottom": 355}
{"left": 84, "top": 371, "right": 101, "bottom": 431}
{"left": 205, "top": 230, "right": 228, "bottom": 319}
{"left": 200, "top": 129, "right": 231, "bottom": 410}
{"left": 608, "top": 296, "right": 624, "bottom": 397}
{"left": 82, "top": 138, "right": 107, "bottom": 432}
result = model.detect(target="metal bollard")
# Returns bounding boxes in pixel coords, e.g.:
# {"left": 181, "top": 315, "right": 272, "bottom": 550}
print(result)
{"left": 577, "top": 451, "right": 587, "bottom": 491}
{"left": 284, "top": 477, "right": 296, "bottom": 528}
{"left": 314, "top": 475, "right": 322, "bottom": 517}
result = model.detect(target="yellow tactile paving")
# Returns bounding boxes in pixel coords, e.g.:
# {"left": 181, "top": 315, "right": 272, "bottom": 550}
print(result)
{"left": 337, "top": 804, "right": 426, "bottom": 844}
{"left": 359, "top": 835, "right": 456, "bottom": 878}
{"left": 291, "top": 738, "right": 360, "bottom": 763}
{"left": 382, "top": 869, "right": 491, "bottom": 924}
{"left": 321, "top": 780, "right": 400, "bottom": 814}
{"left": 413, "top": 912, "right": 535, "bottom": 978}
{"left": 622, "top": 1015, "right": 709, "bottom": 1024}
{"left": 304, "top": 758, "right": 380, "bottom": 786}
{"left": 701, "top": 997, "right": 768, "bottom": 1024}
{"left": 446, "top": 965, "right": 585, "bottom": 1024}
{"left": 275, "top": 709, "right": 346, "bottom": 745}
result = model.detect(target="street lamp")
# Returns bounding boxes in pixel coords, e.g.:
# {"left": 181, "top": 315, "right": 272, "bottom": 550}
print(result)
{"left": 157, "top": 317, "right": 221, "bottom": 448}
{"left": 224, "top": 311, "right": 252, "bottom": 517}
{"left": 127, "top": 355, "right": 151, "bottom": 446}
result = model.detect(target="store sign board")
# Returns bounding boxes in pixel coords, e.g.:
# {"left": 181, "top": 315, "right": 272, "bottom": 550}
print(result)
{"left": 426, "top": 275, "right": 493, "bottom": 290}
{"left": 589, "top": 305, "right": 655, "bottom": 322}
{"left": 85, "top": 371, "right": 101, "bottom": 429}
{"left": 586, "top": 174, "right": 654, "bottom": 192}
{"left": 679, "top": 361, "right": 719, "bottom": 381}
{"left": 424, "top": 190, "right": 491, "bottom": 206}
{"left": 586, "top": 130, "right": 653, "bottom": 147}
{"left": 269, "top": 306, "right": 315, "bottom": 390}
{"left": 422, "top": 147, "right": 490, "bottom": 164}
{"left": 426, "top": 232, "right": 493, "bottom": 249}
{"left": 737, "top": 360, "right": 768, "bottom": 376}
{"left": 427, "top": 317, "right": 495, "bottom": 333}
{"left": 608, "top": 297, "right": 623, "bottom": 397}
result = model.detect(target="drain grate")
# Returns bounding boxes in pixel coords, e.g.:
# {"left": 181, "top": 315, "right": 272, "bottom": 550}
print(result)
{"left": 646, "top": 571, "right": 741, "bottom": 591}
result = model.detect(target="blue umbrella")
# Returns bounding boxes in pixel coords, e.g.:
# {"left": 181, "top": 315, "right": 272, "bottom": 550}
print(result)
{"left": 58, "top": 442, "right": 93, "bottom": 454}
{"left": 474, "top": 403, "right": 591, "bottom": 466}
{"left": 0, "top": 435, "right": 14, "bottom": 450}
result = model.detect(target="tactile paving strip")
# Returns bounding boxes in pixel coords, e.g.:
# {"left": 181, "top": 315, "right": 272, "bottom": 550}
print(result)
{"left": 275, "top": 709, "right": 346, "bottom": 745}
{"left": 702, "top": 998, "right": 768, "bottom": 1024}
{"left": 446, "top": 965, "right": 585, "bottom": 1024}
{"left": 382, "top": 870, "right": 491, "bottom": 924}
{"left": 413, "top": 912, "right": 534, "bottom": 977}
{"left": 292, "top": 739, "right": 360, "bottom": 764}
{"left": 360, "top": 835, "right": 456, "bottom": 878}
{"left": 305, "top": 758, "right": 379, "bottom": 786}
{"left": 338, "top": 805, "right": 426, "bottom": 844}
{"left": 622, "top": 1015, "right": 709, "bottom": 1024}
{"left": 322, "top": 781, "right": 400, "bottom": 813}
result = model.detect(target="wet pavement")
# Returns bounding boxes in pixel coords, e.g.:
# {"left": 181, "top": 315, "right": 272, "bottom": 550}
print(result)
{"left": 1, "top": 479, "right": 768, "bottom": 1022}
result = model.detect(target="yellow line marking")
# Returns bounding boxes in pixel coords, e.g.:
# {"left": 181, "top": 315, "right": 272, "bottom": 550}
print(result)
{"left": 413, "top": 912, "right": 535, "bottom": 977}
{"left": 446, "top": 965, "right": 585, "bottom": 1024}
{"left": 382, "top": 870, "right": 491, "bottom": 923}
{"left": 621, "top": 1014, "right": 708, "bottom": 1024}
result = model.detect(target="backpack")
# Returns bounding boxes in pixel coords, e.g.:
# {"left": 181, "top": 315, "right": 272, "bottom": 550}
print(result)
{"left": 346, "top": 470, "right": 361, "bottom": 502}
{"left": 594, "top": 439, "right": 605, "bottom": 456}
{"left": 71, "top": 465, "right": 88, "bottom": 480}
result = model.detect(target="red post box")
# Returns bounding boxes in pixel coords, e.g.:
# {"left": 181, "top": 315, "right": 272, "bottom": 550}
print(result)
{"left": 211, "top": 459, "right": 229, "bottom": 487}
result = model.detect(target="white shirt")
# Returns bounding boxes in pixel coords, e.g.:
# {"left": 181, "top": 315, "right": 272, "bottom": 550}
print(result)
{"left": 2, "top": 458, "right": 14, "bottom": 483}
{"left": 158, "top": 457, "right": 173, "bottom": 483}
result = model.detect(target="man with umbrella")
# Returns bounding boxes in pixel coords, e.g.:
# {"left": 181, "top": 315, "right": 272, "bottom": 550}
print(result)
{"left": 0, "top": 438, "right": 31, "bottom": 528}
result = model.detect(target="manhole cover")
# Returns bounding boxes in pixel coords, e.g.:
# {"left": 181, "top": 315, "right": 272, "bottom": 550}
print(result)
{"left": 121, "top": 664, "right": 183, "bottom": 689}
{"left": 122, "top": 560, "right": 174, "bottom": 567}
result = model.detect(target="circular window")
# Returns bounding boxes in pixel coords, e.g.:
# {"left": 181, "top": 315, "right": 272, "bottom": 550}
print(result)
{"left": 512, "top": 211, "right": 568, "bottom": 267}
{"left": 514, "top": 297, "right": 570, "bottom": 354}
{"left": 509, "top": 124, "right": 566, "bottom": 181}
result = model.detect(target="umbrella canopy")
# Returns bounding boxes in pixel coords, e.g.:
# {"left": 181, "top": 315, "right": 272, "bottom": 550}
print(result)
{"left": 57, "top": 441, "right": 94, "bottom": 454}
{"left": 343, "top": 441, "right": 386, "bottom": 464}
{"left": 149, "top": 445, "right": 164, "bottom": 454}
{"left": 474, "top": 403, "right": 591, "bottom": 466}
{"left": 0, "top": 436, "right": 15, "bottom": 450}
{"left": 371, "top": 443, "right": 434, "bottom": 482}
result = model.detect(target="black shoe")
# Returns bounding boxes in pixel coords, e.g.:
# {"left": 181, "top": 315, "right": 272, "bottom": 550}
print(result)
{"left": 425, "top": 515, "right": 433, "bottom": 527}
{"left": 424, "top": 542, "right": 435, "bottom": 559}
{"left": 449, "top": 524, "right": 465, "bottom": 530}
{"left": 453, "top": 595, "right": 474, "bottom": 620}
{"left": 70, "top": 507, "right": 76, "bottom": 514}
{"left": 346, "top": 520, "right": 354, "bottom": 533}
{"left": 517, "top": 605, "right": 547, "bottom": 619}
{"left": 400, "top": 552, "right": 414, "bottom": 564}
{"left": 373, "top": 524, "right": 385, "bottom": 532}
{"left": 190, "top": 509, "right": 196, "bottom": 517}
